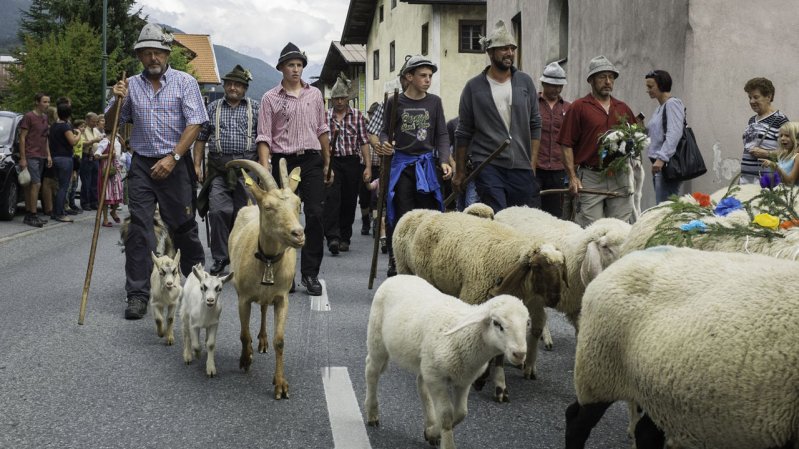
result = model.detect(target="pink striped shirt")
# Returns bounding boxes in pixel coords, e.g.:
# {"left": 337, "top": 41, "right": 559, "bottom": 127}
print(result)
{"left": 256, "top": 81, "right": 330, "bottom": 154}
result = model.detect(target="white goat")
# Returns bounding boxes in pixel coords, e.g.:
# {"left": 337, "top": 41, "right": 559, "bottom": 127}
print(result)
{"left": 180, "top": 263, "right": 233, "bottom": 377}
{"left": 365, "top": 275, "right": 530, "bottom": 449}
{"left": 149, "top": 249, "right": 181, "bottom": 345}
{"left": 226, "top": 158, "right": 303, "bottom": 399}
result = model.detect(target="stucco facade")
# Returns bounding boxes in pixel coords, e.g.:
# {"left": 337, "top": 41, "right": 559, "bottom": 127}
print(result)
{"left": 366, "top": 1, "right": 486, "bottom": 120}
{"left": 490, "top": 0, "right": 799, "bottom": 208}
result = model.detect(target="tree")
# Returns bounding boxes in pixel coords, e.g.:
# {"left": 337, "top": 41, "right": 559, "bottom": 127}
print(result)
{"left": 5, "top": 21, "right": 125, "bottom": 116}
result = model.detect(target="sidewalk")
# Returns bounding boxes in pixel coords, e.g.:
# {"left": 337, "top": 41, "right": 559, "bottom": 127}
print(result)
{"left": 0, "top": 206, "right": 122, "bottom": 243}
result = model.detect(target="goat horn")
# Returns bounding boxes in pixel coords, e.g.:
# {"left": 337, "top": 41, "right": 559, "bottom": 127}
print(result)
{"left": 226, "top": 159, "right": 278, "bottom": 191}
{"left": 279, "top": 158, "right": 290, "bottom": 189}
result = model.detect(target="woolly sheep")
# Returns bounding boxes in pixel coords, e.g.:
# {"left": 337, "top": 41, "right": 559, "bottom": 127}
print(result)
{"left": 365, "top": 275, "right": 530, "bottom": 449}
{"left": 565, "top": 246, "right": 799, "bottom": 449}
{"left": 495, "top": 207, "right": 631, "bottom": 333}
{"left": 394, "top": 209, "right": 566, "bottom": 401}
{"left": 149, "top": 250, "right": 181, "bottom": 345}
{"left": 180, "top": 263, "right": 233, "bottom": 377}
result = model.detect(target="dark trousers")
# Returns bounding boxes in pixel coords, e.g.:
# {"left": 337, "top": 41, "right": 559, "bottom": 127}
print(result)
{"left": 79, "top": 157, "right": 98, "bottom": 208}
{"left": 52, "top": 156, "right": 73, "bottom": 217}
{"left": 125, "top": 154, "right": 205, "bottom": 299}
{"left": 324, "top": 155, "right": 362, "bottom": 244}
{"left": 386, "top": 164, "right": 440, "bottom": 257}
{"left": 208, "top": 175, "right": 250, "bottom": 262}
{"left": 475, "top": 164, "right": 541, "bottom": 213}
{"left": 272, "top": 152, "right": 324, "bottom": 277}
{"left": 536, "top": 168, "right": 566, "bottom": 218}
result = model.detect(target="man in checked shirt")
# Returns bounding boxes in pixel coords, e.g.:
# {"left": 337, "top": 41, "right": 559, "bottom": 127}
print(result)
{"left": 193, "top": 64, "right": 259, "bottom": 276}
{"left": 106, "top": 23, "right": 208, "bottom": 320}
{"left": 257, "top": 42, "right": 333, "bottom": 296}
{"left": 323, "top": 74, "right": 371, "bottom": 255}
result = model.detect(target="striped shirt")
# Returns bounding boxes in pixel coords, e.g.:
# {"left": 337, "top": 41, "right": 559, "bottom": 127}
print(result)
{"left": 741, "top": 110, "right": 789, "bottom": 175}
{"left": 256, "top": 81, "right": 329, "bottom": 154}
{"left": 198, "top": 97, "right": 260, "bottom": 155}
{"left": 327, "top": 107, "right": 368, "bottom": 158}
{"left": 107, "top": 67, "right": 209, "bottom": 158}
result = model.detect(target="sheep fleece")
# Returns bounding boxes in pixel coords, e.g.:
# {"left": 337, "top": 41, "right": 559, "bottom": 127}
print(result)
{"left": 576, "top": 246, "right": 799, "bottom": 449}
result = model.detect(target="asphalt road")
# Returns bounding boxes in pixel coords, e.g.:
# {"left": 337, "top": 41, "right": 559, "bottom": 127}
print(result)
{"left": 0, "top": 207, "right": 630, "bottom": 449}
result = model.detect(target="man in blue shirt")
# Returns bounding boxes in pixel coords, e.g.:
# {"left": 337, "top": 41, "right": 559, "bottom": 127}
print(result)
{"left": 106, "top": 23, "right": 209, "bottom": 320}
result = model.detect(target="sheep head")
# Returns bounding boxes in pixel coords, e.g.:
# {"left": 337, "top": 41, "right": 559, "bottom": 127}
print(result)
{"left": 151, "top": 249, "right": 181, "bottom": 290}
{"left": 579, "top": 218, "right": 630, "bottom": 287}
{"left": 490, "top": 244, "right": 565, "bottom": 308}
{"left": 226, "top": 159, "right": 305, "bottom": 249}
{"left": 190, "top": 263, "right": 234, "bottom": 308}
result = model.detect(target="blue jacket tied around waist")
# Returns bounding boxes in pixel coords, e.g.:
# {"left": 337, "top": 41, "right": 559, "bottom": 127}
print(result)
{"left": 387, "top": 151, "right": 443, "bottom": 227}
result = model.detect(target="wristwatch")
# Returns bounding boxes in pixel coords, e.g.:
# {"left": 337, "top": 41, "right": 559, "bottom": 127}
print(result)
{"left": 171, "top": 151, "right": 181, "bottom": 161}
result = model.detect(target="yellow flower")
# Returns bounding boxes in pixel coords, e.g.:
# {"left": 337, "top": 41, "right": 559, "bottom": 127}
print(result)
{"left": 753, "top": 213, "right": 779, "bottom": 230}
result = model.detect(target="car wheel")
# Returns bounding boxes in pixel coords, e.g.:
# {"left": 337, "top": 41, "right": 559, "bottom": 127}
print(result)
{"left": 0, "top": 181, "right": 18, "bottom": 220}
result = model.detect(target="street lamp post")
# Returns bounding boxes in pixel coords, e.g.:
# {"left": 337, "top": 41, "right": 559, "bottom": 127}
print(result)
{"left": 101, "top": 0, "right": 108, "bottom": 110}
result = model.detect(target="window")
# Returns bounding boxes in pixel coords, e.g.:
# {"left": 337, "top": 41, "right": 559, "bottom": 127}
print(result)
{"left": 421, "top": 23, "right": 429, "bottom": 55}
{"left": 389, "top": 41, "right": 396, "bottom": 72}
{"left": 379, "top": 5, "right": 384, "bottom": 22}
{"left": 373, "top": 50, "right": 380, "bottom": 80}
{"left": 512, "top": 13, "right": 522, "bottom": 69}
{"left": 459, "top": 20, "right": 485, "bottom": 53}
{"left": 391, "top": 0, "right": 397, "bottom": 8}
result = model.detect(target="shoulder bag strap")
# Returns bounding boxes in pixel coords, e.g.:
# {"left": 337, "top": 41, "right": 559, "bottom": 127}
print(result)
{"left": 214, "top": 101, "right": 222, "bottom": 154}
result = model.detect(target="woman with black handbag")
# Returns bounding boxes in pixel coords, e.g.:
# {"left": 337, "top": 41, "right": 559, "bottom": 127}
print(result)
{"left": 644, "top": 70, "right": 685, "bottom": 204}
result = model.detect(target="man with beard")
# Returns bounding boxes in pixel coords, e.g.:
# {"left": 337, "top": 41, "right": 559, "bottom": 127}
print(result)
{"left": 323, "top": 73, "right": 370, "bottom": 255}
{"left": 453, "top": 20, "right": 541, "bottom": 213}
{"left": 193, "top": 65, "right": 259, "bottom": 275}
{"left": 105, "top": 23, "right": 208, "bottom": 319}
{"left": 557, "top": 55, "right": 636, "bottom": 226}
{"left": 257, "top": 42, "right": 332, "bottom": 296}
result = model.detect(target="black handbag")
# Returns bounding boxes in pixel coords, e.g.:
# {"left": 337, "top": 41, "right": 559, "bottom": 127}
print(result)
{"left": 661, "top": 103, "right": 707, "bottom": 181}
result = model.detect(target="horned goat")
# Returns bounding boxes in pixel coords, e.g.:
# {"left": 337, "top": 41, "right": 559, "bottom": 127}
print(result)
{"left": 365, "top": 275, "right": 530, "bottom": 449}
{"left": 149, "top": 249, "right": 181, "bottom": 345}
{"left": 226, "top": 158, "right": 303, "bottom": 400}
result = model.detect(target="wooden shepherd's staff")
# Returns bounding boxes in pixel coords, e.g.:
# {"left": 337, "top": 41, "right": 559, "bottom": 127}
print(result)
{"left": 368, "top": 88, "right": 399, "bottom": 289}
{"left": 443, "top": 139, "right": 511, "bottom": 208}
{"left": 79, "top": 72, "right": 125, "bottom": 325}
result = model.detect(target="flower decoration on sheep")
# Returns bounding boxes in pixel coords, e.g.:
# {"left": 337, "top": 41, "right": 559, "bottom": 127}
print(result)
{"left": 597, "top": 118, "right": 650, "bottom": 176}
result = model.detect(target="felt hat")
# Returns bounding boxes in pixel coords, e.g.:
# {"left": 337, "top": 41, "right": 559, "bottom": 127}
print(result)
{"left": 222, "top": 64, "right": 253, "bottom": 86}
{"left": 586, "top": 55, "right": 619, "bottom": 81}
{"left": 479, "top": 20, "right": 518, "bottom": 51}
{"left": 277, "top": 42, "right": 307, "bottom": 68}
{"left": 400, "top": 55, "right": 437, "bottom": 76}
{"left": 540, "top": 61, "right": 567, "bottom": 85}
{"left": 134, "top": 23, "right": 173, "bottom": 52}
{"left": 330, "top": 73, "right": 352, "bottom": 99}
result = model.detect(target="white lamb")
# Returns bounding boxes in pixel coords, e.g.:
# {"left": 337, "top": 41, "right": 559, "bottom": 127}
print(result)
{"left": 365, "top": 275, "right": 530, "bottom": 449}
{"left": 149, "top": 250, "right": 181, "bottom": 345}
{"left": 180, "top": 263, "right": 234, "bottom": 378}
{"left": 565, "top": 246, "right": 799, "bottom": 449}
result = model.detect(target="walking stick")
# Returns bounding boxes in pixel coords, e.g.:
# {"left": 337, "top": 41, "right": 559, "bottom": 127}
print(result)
{"left": 368, "top": 89, "right": 398, "bottom": 289}
{"left": 326, "top": 128, "right": 339, "bottom": 183}
{"left": 539, "top": 188, "right": 627, "bottom": 198}
{"left": 79, "top": 72, "right": 125, "bottom": 325}
{"left": 201, "top": 144, "right": 210, "bottom": 247}
{"left": 442, "top": 139, "right": 511, "bottom": 208}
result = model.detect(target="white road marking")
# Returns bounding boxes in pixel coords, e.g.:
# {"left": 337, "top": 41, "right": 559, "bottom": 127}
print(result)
{"left": 310, "top": 279, "right": 331, "bottom": 311}
{"left": 322, "top": 367, "right": 372, "bottom": 449}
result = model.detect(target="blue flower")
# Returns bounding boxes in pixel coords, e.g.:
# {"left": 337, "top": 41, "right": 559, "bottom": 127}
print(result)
{"left": 760, "top": 172, "right": 781, "bottom": 189}
{"left": 714, "top": 197, "right": 742, "bottom": 216}
{"left": 680, "top": 219, "right": 708, "bottom": 233}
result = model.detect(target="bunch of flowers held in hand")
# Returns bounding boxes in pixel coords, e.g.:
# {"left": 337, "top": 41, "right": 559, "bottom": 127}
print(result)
{"left": 597, "top": 119, "right": 650, "bottom": 176}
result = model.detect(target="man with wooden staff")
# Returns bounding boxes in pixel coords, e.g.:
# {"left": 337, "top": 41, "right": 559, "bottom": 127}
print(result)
{"left": 105, "top": 23, "right": 208, "bottom": 320}
{"left": 453, "top": 20, "right": 542, "bottom": 213}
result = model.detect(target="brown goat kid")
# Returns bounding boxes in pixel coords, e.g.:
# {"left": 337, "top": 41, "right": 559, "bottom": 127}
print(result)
{"left": 226, "top": 159, "right": 303, "bottom": 400}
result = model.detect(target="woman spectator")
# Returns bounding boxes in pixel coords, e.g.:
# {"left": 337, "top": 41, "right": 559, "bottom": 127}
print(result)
{"left": 644, "top": 69, "right": 685, "bottom": 204}
{"left": 49, "top": 103, "right": 80, "bottom": 222}
{"left": 760, "top": 121, "right": 799, "bottom": 186}
{"left": 741, "top": 77, "right": 789, "bottom": 184}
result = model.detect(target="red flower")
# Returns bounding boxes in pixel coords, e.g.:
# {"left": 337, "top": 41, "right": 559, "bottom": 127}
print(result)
{"left": 692, "top": 192, "right": 711, "bottom": 207}
{"left": 780, "top": 219, "right": 799, "bottom": 230}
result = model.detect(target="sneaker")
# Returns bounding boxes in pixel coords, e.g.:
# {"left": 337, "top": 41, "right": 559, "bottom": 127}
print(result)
{"left": 209, "top": 258, "right": 229, "bottom": 276}
{"left": 23, "top": 214, "right": 44, "bottom": 228}
{"left": 54, "top": 215, "right": 74, "bottom": 223}
{"left": 328, "top": 239, "right": 340, "bottom": 255}
{"left": 38, "top": 214, "right": 49, "bottom": 224}
{"left": 124, "top": 296, "right": 148, "bottom": 320}
{"left": 301, "top": 275, "right": 323, "bottom": 296}
{"left": 339, "top": 241, "right": 350, "bottom": 252}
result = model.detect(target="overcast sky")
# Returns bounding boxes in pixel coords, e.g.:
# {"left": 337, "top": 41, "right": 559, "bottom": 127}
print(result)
{"left": 137, "top": 0, "right": 351, "bottom": 69}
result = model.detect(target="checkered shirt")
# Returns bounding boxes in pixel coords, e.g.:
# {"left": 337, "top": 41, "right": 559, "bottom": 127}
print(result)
{"left": 366, "top": 102, "right": 384, "bottom": 136}
{"left": 327, "top": 107, "right": 368, "bottom": 158}
{"left": 198, "top": 97, "right": 260, "bottom": 155}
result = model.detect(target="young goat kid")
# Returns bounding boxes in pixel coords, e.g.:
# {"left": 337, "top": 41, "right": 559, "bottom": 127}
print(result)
{"left": 150, "top": 249, "right": 182, "bottom": 345}
{"left": 181, "top": 263, "right": 234, "bottom": 377}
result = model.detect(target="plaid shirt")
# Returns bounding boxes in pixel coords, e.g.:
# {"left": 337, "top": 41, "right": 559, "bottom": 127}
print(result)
{"left": 198, "top": 97, "right": 259, "bottom": 155}
{"left": 256, "top": 82, "right": 329, "bottom": 154}
{"left": 366, "top": 102, "right": 384, "bottom": 136}
{"left": 327, "top": 107, "right": 368, "bottom": 158}
{"left": 107, "top": 67, "right": 209, "bottom": 157}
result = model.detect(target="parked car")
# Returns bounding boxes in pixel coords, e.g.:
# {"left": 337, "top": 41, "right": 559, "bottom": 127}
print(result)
{"left": 0, "top": 111, "right": 23, "bottom": 220}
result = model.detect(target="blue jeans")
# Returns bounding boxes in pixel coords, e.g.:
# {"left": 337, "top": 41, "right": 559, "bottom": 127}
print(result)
{"left": 52, "top": 156, "right": 73, "bottom": 217}
{"left": 456, "top": 181, "right": 479, "bottom": 211}
{"left": 652, "top": 172, "right": 682, "bottom": 204}
{"left": 474, "top": 165, "right": 541, "bottom": 213}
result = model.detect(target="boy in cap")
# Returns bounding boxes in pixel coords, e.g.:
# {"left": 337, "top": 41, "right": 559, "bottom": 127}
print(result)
{"left": 537, "top": 61, "right": 571, "bottom": 218}
{"left": 193, "top": 64, "right": 260, "bottom": 275}
{"left": 454, "top": 20, "right": 542, "bottom": 213}
{"left": 106, "top": 23, "right": 209, "bottom": 319}
{"left": 557, "top": 55, "right": 636, "bottom": 226}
